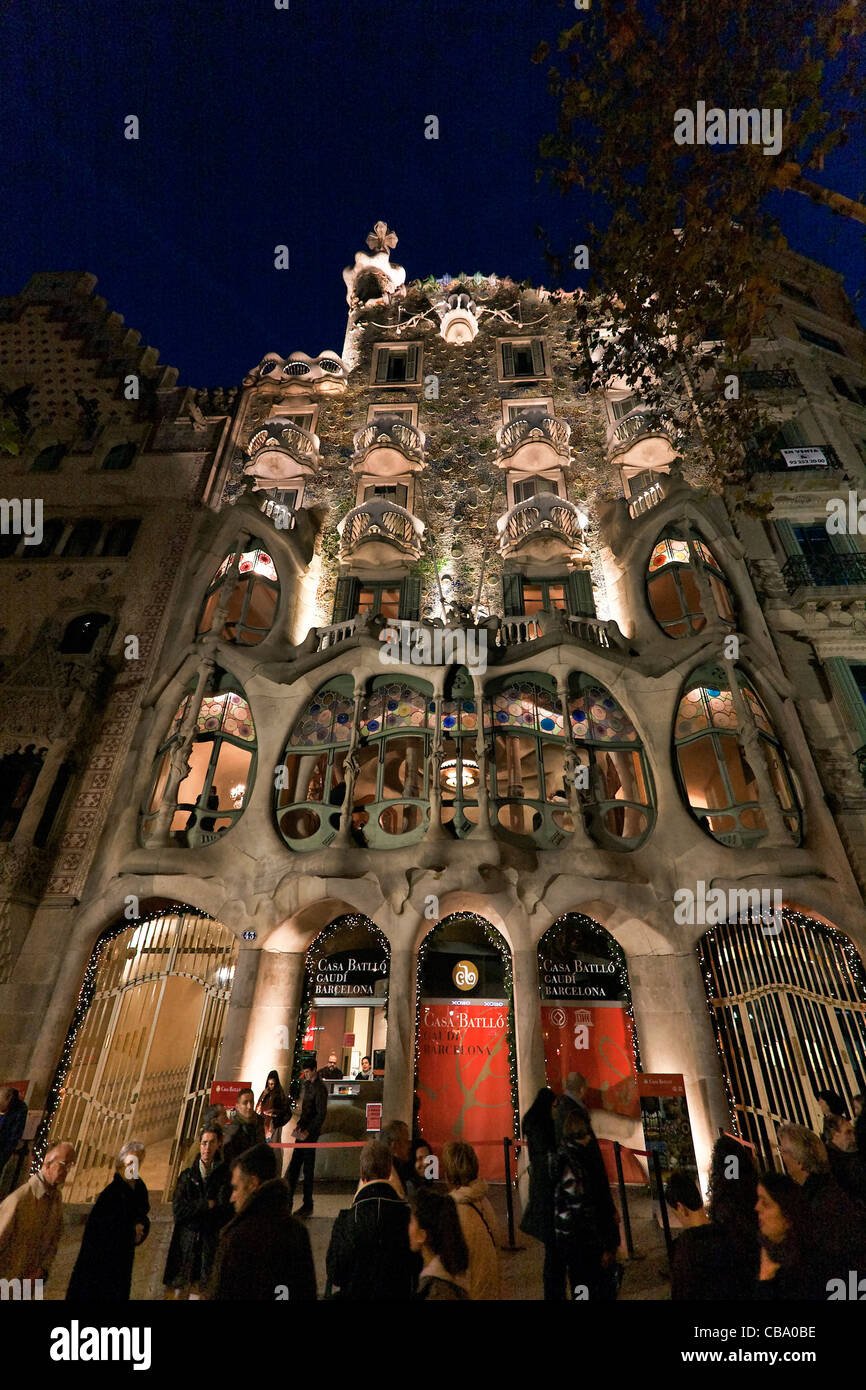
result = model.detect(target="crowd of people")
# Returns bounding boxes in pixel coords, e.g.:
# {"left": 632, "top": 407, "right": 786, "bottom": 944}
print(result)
{"left": 2, "top": 1063, "right": 864, "bottom": 1301}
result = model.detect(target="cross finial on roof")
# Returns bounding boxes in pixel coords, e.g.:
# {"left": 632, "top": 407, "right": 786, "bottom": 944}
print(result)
{"left": 366, "top": 221, "right": 398, "bottom": 255}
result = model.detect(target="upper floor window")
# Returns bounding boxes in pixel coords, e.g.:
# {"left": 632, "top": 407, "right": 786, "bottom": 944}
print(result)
{"left": 18, "top": 519, "right": 64, "bottom": 558}
{"left": 675, "top": 664, "right": 801, "bottom": 848}
{"left": 362, "top": 482, "right": 409, "bottom": 508}
{"left": 498, "top": 338, "right": 549, "bottom": 381}
{"left": 63, "top": 519, "right": 102, "bottom": 557}
{"left": 647, "top": 528, "right": 736, "bottom": 636}
{"left": 796, "top": 324, "right": 846, "bottom": 357}
{"left": 0, "top": 744, "right": 45, "bottom": 841}
{"left": 31, "top": 444, "right": 67, "bottom": 473}
{"left": 101, "top": 519, "right": 141, "bottom": 557}
{"left": 332, "top": 577, "right": 421, "bottom": 625}
{"left": 780, "top": 281, "right": 818, "bottom": 309}
{"left": 141, "top": 678, "right": 256, "bottom": 847}
{"left": 502, "top": 571, "right": 595, "bottom": 618}
{"left": 276, "top": 679, "right": 353, "bottom": 850}
{"left": 197, "top": 547, "right": 280, "bottom": 646}
{"left": 512, "top": 476, "right": 560, "bottom": 505}
{"left": 102, "top": 442, "right": 137, "bottom": 471}
{"left": 371, "top": 343, "right": 422, "bottom": 386}
{"left": 59, "top": 612, "right": 111, "bottom": 654}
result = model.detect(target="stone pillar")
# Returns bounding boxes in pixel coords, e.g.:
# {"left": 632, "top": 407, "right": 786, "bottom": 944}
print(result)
{"left": 240, "top": 949, "right": 307, "bottom": 1086}
{"left": 218, "top": 948, "right": 262, "bottom": 1079}
{"left": 150, "top": 656, "right": 214, "bottom": 844}
{"left": 471, "top": 673, "right": 495, "bottom": 841}
{"left": 336, "top": 686, "right": 365, "bottom": 846}
{"left": 512, "top": 944, "right": 546, "bottom": 1111}
{"left": 382, "top": 947, "right": 415, "bottom": 1128}
{"left": 723, "top": 656, "right": 789, "bottom": 845}
{"left": 628, "top": 949, "right": 729, "bottom": 1183}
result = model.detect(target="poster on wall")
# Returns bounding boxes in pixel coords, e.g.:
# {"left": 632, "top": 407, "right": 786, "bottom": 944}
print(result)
{"left": 417, "top": 1000, "right": 513, "bottom": 1182}
{"left": 210, "top": 1080, "right": 252, "bottom": 1112}
{"left": 638, "top": 1073, "right": 700, "bottom": 1199}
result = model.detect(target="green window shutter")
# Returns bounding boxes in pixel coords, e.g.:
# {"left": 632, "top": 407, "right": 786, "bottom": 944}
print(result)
{"left": 399, "top": 575, "right": 422, "bottom": 621}
{"left": 567, "top": 569, "right": 595, "bottom": 617}
{"left": 774, "top": 521, "right": 799, "bottom": 559}
{"left": 501, "top": 342, "right": 514, "bottom": 378}
{"left": 406, "top": 344, "right": 419, "bottom": 381}
{"left": 824, "top": 658, "right": 866, "bottom": 746}
{"left": 502, "top": 573, "right": 523, "bottom": 616}
{"left": 531, "top": 339, "right": 546, "bottom": 376}
{"left": 333, "top": 577, "right": 359, "bottom": 623}
{"left": 375, "top": 349, "right": 390, "bottom": 383}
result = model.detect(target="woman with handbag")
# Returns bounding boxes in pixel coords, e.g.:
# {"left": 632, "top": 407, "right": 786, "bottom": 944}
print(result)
{"left": 256, "top": 1070, "right": 288, "bottom": 1143}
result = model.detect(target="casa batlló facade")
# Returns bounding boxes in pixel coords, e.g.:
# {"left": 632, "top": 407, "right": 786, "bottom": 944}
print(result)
{"left": 2, "top": 226, "right": 866, "bottom": 1202}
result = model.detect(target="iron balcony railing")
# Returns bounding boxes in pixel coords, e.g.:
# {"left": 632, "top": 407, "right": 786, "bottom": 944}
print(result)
{"left": 782, "top": 553, "right": 866, "bottom": 592}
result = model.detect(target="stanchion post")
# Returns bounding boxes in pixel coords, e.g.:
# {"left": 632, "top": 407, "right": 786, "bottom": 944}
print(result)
{"left": 503, "top": 1135, "right": 517, "bottom": 1250}
{"left": 651, "top": 1149, "right": 674, "bottom": 1265}
{"left": 613, "top": 1141, "right": 635, "bottom": 1258}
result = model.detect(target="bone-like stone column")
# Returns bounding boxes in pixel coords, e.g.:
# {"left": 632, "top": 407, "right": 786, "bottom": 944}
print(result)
{"left": 382, "top": 946, "right": 415, "bottom": 1127}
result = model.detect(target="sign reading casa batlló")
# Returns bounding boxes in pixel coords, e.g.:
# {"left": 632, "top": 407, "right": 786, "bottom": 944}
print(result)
{"left": 311, "top": 947, "right": 388, "bottom": 1000}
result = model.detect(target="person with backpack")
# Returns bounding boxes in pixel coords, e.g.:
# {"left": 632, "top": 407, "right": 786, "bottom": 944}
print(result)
{"left": 441, "top": 1141, "right": 501, "bottom": 1300}
{"left": 326, "top": 1138, "right": 418, "bottom": 1299}
{"left": 553, "top": 1109, "right": 620, "bottom": 1301}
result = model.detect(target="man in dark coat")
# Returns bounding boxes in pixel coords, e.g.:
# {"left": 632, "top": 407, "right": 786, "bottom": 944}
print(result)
{"left": 824, "top": 1115, "right": 866, "bottom": 1210}
{"left": 222, "top": 1089, "right": 266, "bottom": 1167}
{"left": 209, "top": 1144, "right": 316, "bottom": 1301}
{"left": 163, "top": 1125, "right": 231, "bottom": 1297}
{"left": 553, "top": 1110, "right": 620, "bottom": 1301}
{"left": 0, "top": 1088, "right": 28, "bottom": 1202}
{"left": 66, "top": 1142, "right": 150, "bottom": 1301}
{"left": 779, "top": 1122, "right": 866, "bottom": 1290}
{"left": 287, "top": 1060, "right": 328, "bottom": 1217}
{"left": 326, "top": 1138, "right": 418, "bottom": 1299}
{"left": 665, "top": 1171, "right": 747, "bottom": 1299}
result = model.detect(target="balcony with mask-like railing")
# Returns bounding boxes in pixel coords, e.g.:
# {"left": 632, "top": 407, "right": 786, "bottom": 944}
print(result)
{"left": 782, "top": 551, "right": 866, "bottom": 595}
{"left": 606, "top": 405, "right": 678, "bottom": 468}
{"left": 351, "top": 416, "right": 426, "bottom": 476}
{"left": 494, "top": 609, "right": 627, "bottom": 652}
{"left": 496, "top": 412, "right": 571, "bottom": 471}
{"left": 244, "top": 418, "right": 321, "bottom": 488}
{"left": 337, "top": 496, "right": 424, "bottom": 562}
{"left": 497, "top": 492, "right": 587, "bottom": 561}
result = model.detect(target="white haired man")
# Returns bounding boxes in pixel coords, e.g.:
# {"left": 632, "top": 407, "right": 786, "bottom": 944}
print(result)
{"left": 0, "top": 1140, "right": 77, "bottom": 1285}
{"left": 66, "top": 1140, "right": 149, "bottom": 1300}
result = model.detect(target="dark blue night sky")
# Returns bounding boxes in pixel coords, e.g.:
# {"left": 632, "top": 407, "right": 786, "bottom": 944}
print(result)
{"left": 2, "top": 1, "right": 863, "bottom": 387}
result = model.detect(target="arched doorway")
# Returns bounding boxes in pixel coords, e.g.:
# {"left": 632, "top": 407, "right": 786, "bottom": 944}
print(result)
{"left": 45, "top": 905, "right": 238, "bottom": 1202}
{"left": 416, "top": 913, "right": 517, "bottom": 1180}
{"left": 292, "top": 915, "right": 389, "bottom": 1178}
{"left": 698, "top": 908, "right": 866, "bottom": 1166}
{"left": 538, "top": 913, "right": 642, "bottom": 1181}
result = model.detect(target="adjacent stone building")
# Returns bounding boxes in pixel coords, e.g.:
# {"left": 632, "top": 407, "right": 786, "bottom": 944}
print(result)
{"left": 2, "top": 229, "right": 865, "bottom": 1202}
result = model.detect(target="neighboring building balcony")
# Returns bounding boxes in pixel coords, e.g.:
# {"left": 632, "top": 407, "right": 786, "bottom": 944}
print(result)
{"left": 744, "top": 444, "right": 843, "bottom": 478}
{"left": 245, "top": 418, "right": 321, "bottom": 489}
{"left": 497, "top": 494, "right": 586, "bottom": 560}
{"left": 351, "top": 417, "right": 426, "bottom": 475}
{"left": 337, "top": 497, "right": 424, "bottom": 562}
{"left": 606, "top": 408, "right": 678, "bottom": 467}
{"left": 496, "top": 414, "right": 571, "bottom": 470}
{"left": 782, "top": 553, "right": 866, "bottom": 594}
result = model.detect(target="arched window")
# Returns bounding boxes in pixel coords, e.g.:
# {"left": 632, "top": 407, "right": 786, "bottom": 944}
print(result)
{"left": 356, "top": 678, "right": 432, "bottom": 846}
{"left": 486, "top": 674, "right": 573, "bottom": 845}
{"left": 675, "top": 664, "right": 801, "bottom": 847}
{"left": 0, "top": 745, "right": 45, "bottom": 841}
{"left": 59, "top": 612, "right": 111, "bottom": 654}
{"left": 32, "top": 444, "right": 67, "bottom": 473}
{"left": 275, "top": 679, "right": 353, "bottom": 850}
{"left": 102, "top": 520, "right": 140, "bottom": 557}
{"left": 568, "top": 673, "right": 654, "bottom": 848}
{"left": 63, "top": 519, "right": 102, "bottom": 558}
{"left": 197, "top": 547, "right": 280, "bottom": 645}
{"left": 141, "top": 676, "right": 256, "bottom": 847}
{"left": 439, "top": 667, "right": 481, "bottom": 839}
{"left": 102, "top": 442, "right": 136, "bottom": 471}
{"left": 647, "top": 527, "right": 736, "bottom": 636}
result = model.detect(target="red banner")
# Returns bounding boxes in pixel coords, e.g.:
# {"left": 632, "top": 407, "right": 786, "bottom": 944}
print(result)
{"left": 417, "top": 1001, "right": 513, "bottom": 1181}
{"left": 209, "top": 1080, "right": 251, "bottom": 1110}
{"left": 542, "top": 1003, "right": 639, "bottom": 1118}
{"left": 302, "top": 1010, "right": 316, "bottom": 1052}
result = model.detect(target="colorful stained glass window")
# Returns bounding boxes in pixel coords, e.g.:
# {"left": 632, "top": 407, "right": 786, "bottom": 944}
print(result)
{"left": 361, "top": 683, "right": 430, "bottom": 736}
{"left": 569, "top": 682, "right": 638, "bottom": 743}
{"left": 675, "top": 674, "right": 738, "bottom": 737}
{"left": 440, "top": 698, "right": 478, "bottom": 734}
{"left": 744, "top": 685, "right": 774, "bottom": 737}
{"left": 237, "top": 549, "right": 278, "bottom": 582}
{"left": 486, "top": 682, "right": 563, "bottom": 736}
{"left": 647, "top": 537, "right": 690, "bottom": 570}
{"left": 288, "top": 687, "right": 354, "bottom": 747}
{"left": 196, "top": 692, "right": 255, "bottom": 742}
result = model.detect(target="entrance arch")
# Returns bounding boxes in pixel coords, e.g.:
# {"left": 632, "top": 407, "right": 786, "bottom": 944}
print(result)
{"left": 698, "top": 908, "right": 866, "bottom": 1166}
{"left": 45, "top": 904, "right": 238, "bottom": 1202}
{"left": 416, "top": 913, "right": 517, "bottom": 1180}
{"left": 292, "top": 914, "right": 390, "bottom": 1083}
